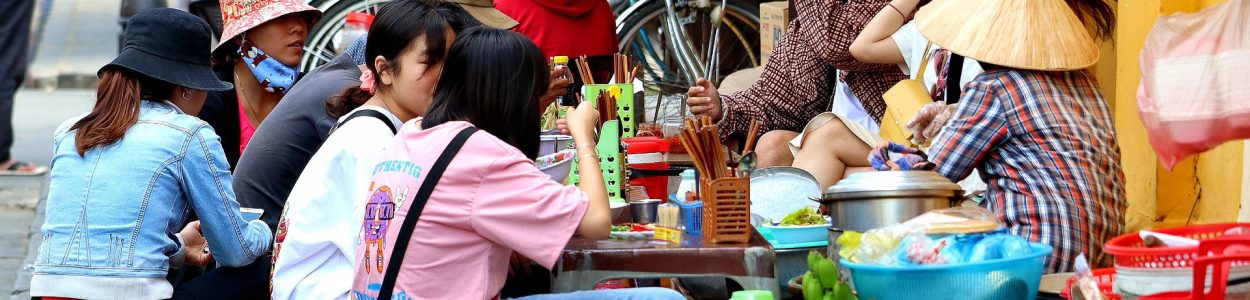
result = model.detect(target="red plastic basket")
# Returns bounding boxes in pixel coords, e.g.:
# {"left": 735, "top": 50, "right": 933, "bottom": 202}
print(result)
{"left": 1104, "top": 223, "right": 1250, "bottom": 269}
{"left": 1061, "top": 268, "right": 1120, "bottom": 300}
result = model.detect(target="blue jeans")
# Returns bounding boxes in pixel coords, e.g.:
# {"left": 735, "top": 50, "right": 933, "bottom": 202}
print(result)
{"left": 514, "top": 288, "right": 685, "bottom": 300}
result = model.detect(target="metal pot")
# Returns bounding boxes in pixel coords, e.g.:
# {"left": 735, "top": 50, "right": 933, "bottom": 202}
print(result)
{"left": 816, "top": 171, "right": 963, "bottom": 232}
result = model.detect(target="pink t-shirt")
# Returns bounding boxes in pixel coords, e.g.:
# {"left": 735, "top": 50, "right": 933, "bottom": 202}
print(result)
{"left": 352, "top": 120, "right": 588, "bottom": 300}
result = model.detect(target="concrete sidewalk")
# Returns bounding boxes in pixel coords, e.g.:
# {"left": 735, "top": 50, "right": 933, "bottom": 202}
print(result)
{"left": 3, "top": 89, "right": 95, "bottom": 299}
{"left": 26, "top": 0, "right": 121, "bottom": 90}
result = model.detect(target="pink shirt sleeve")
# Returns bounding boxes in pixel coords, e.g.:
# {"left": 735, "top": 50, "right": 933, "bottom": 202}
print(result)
{"left": 469, "top": 153, "right": 589, "bottom": 269}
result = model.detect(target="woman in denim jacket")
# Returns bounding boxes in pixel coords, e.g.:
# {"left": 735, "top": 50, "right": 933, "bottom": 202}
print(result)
{"left": 30, "top": 9, "right": 272, "bottom": 299}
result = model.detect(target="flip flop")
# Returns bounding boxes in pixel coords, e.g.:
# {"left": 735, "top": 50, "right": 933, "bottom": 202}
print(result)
{"left": 0, "top": 161, "right": 48, "bottom": 176}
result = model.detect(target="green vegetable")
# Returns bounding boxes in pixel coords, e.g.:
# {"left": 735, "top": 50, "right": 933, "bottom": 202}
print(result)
{"left": 802, "top": 271, "right": 824, "bottom": 300}
{"left": 823, "top": 292, "right": 835, "bottom": 300}
{"left": 814, "top": 257, "right": 838, "bottom": 290}
{"left": 540, "top": 102, "right": 559, "bottom": 131}
{"left": 781, "top": 207, "right": 826, "bottom": 226}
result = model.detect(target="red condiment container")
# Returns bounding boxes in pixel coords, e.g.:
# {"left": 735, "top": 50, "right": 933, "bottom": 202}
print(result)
{"left": 623, "top": 137, "right": 670, "bottom": 200}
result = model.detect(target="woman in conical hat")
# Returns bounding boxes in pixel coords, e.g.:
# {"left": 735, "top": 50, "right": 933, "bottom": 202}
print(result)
{"left": 908, "top": 0, "right": 1123, "bottom": 273}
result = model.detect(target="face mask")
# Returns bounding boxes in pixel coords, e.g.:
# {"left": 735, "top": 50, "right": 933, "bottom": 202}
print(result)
{"left": 237, "top": 37, "right": 298, "bottom": 94}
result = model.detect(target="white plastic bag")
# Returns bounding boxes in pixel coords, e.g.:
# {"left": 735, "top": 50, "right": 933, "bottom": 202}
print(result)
{"left": 1137, "top": 0, "right": 1250, "bottom": 170}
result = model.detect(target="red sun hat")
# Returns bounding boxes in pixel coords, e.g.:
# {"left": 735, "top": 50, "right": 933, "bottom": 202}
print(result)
{"left": 215, "top": 0, "right": 323, "bottom": 54}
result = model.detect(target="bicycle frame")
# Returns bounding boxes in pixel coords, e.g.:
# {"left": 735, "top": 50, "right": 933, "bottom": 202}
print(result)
{"left": 617, "top": 0, "right": 713, "bottom": 85}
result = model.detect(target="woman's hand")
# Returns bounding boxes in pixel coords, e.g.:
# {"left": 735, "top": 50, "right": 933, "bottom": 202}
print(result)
{"left": 565, "top": 101, "right": 599, "bottom": 145}
{"left": 179, "top": 221, "right": 214, "bottom": 267}
{"left": 540, "top": 67, "right": 574, "bottom": 109}
{"left": 686, "top": 78, "right": 723, "bottom": 122}
{"left": 555, "top": 118, "right": 570, "bottom": 135}
{"left": 904, "top": 102, "right": 956, "bottom": 145}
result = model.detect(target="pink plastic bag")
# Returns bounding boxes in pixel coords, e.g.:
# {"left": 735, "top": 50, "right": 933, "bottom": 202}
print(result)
{"left": 1137, "top": 0, "right": 1250, "bottom": 170}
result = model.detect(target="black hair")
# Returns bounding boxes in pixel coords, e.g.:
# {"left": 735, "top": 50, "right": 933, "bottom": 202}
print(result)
{"left": 326, "top": 0, "right": 481, "bottom": 117}
{"left": 1066, "top": 0, "right": 1116, "bottom": 42}
{"left": 421, "top": 27, "right": 551, "bottom": 159}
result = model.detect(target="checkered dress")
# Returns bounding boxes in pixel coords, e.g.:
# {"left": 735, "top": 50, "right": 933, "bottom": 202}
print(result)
{"left": 717, "top": 0, "right": 906, "bottom": 140}
{"left": 929, "top": 68, "right": 1126, "bottom": 273}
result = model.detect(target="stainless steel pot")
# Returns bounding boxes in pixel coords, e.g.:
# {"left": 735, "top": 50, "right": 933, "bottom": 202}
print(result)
{"left": 816, "top": 171, "right": 963, "bottom": 232}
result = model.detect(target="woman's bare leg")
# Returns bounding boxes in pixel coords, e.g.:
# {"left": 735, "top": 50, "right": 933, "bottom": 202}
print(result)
{"left": 792, "top": 117, "right": 873, "bottom": 190}
{"left": 754, "top": 130, "right": 799, "bottom": 168}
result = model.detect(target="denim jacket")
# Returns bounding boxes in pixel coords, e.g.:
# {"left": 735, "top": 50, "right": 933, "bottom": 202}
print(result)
{"left": 31, "top": 100, "right": 272, "bottom": 299}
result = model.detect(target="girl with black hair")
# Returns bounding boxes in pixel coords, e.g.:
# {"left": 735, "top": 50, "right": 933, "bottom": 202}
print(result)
{"left": 351, "top": 27, "right": 683, "bottom": 300}
{"left": 270, "top": 1, "right": 478, "bottom": 299}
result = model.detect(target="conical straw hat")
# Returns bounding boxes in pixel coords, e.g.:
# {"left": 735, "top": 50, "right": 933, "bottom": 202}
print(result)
{"left": 914, "top": 0, "right": 1099, "bottom": 71}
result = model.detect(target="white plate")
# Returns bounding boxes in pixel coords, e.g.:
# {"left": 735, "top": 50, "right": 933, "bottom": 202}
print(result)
{"left": 609, "top": 231, "right": 655, "bottom": 240}
{"left": 750, "top": 167, "right": 822, "bottom": 224}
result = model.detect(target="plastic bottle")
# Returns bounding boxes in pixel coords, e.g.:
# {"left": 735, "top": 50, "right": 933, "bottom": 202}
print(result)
{"left": 338, "top": 13, "right": 374, "bottom": 54}
{"left": 676, "top": 169, "right": 697, "bottom": 202}
{"left": 552, "top": 56, "right": 575, "bottom": 106}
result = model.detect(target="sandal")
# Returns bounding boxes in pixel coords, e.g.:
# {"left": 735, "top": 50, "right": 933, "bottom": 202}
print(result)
{"left": 0, "top": 160, "right": 48, "bottom": 176}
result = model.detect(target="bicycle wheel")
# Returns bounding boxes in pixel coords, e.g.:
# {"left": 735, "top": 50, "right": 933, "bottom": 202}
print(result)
{"left": 616, "top": 0, "right": 759, "bottom": 93}
{"left": 301, "top": 0, "right": 384, "bottom": 73}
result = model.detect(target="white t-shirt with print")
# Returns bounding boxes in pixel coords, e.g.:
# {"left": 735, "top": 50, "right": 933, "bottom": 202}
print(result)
{"left": 271, "top": 105, "right": 403, "bottom": 300}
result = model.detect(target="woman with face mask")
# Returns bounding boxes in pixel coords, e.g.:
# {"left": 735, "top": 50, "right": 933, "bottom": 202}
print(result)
{"left": 270, "top": 1, "right": 480, "bottom": 299}
{"left": 30, "top": 9, "right": 272, "bottom": 300}
{"left": 198, "top": 0, "right": 321, "bottom": 169}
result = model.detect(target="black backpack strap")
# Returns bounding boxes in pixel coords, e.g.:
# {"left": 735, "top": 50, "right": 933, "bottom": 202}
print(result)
{"left": 377, "top": 126, "right": 479, "bottom": 300}
{"left": 944, "top": 54, "right": 966, "bottom": 105}
{"left": 332, "top": 109, "right": 397, "bottom": 135}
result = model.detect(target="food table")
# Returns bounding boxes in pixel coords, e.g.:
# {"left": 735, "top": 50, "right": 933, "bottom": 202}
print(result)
{"left": 552, "top": 228, "right": 779, "bottom": 296}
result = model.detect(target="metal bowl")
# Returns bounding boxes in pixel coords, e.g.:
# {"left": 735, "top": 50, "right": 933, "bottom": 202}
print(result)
{"left": 628, "top": 199, "right": 662, "bottom": 224}
{"left": 816, "top": 171, "right": 962, "bottom": 232}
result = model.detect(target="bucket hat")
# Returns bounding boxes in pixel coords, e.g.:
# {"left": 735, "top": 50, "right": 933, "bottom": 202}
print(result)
{"left": 447, "top": 0, "right": 519, "bottom": 29}
{"left": 914, "top": 0, "right": 1099, "bottom": 71}
{"left": 102, "top": 8, "right": 233, "bottom": 92}
{"left": 215, "top": 0, "right": 322, "bottom": 53}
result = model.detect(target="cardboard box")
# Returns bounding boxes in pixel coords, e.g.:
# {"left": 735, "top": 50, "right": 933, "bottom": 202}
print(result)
{"left": 759, "top": 1, "right": 789, "bottom": 66}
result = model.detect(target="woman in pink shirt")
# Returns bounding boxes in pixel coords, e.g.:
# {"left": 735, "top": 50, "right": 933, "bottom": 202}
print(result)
{"left": 350, "top": 27, "right": 683, "bottom": 300}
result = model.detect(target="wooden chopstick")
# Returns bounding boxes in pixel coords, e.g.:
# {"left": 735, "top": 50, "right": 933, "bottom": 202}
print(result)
{"left": 630, "top": 62, "right": 642, "bottom": 83}
{"left": 620, "top": 54, "right": 630, "bottom": 83}
{"left": 577, "top": 56, "right": 594, "bottom": 85}
{"left": 743, "top": 120, "right": 761, "bottom": 153}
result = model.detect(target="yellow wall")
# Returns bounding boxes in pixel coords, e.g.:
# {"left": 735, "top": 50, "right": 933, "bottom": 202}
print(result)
{"left": 1115, "top": 0, "right": 1242, "bottom": 231}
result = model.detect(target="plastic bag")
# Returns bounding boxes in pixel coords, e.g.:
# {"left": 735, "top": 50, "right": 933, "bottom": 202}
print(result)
{"left": 965, "top": 233, "right": 1031, "bottom": 262}
{"left": 1070, "top": 253, "right": 1106, "bottom": 300}
{"left": 894, "top": 234, "right": 964, "bottom": 265}
{"left": 1137, "top": 0, "right": 1250, "bottom": 170}
{"left": 848, "top": 225, "right": 925, "bottom": 265}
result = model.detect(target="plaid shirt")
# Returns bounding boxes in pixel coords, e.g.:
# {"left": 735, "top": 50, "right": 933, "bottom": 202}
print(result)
{"left": 929, "top": 69, "right": 1126, "bottom": 273}
{"left": 717, "top": 0, "right": 905, "bottom": 140}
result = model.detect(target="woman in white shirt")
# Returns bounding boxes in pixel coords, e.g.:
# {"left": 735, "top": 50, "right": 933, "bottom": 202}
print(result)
{"left": 789, "top": 0, "right": 982, "bottom": 190}
{"left": 269, "top": 1, "right": 478, "bottom": 299}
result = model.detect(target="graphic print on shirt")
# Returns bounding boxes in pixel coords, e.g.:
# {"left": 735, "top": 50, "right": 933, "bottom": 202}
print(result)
{"left": 270, "top": 205, "right": 291, "bottom": 293}
{"left": 363, "top": 186, "right": 395, "bottom": 274}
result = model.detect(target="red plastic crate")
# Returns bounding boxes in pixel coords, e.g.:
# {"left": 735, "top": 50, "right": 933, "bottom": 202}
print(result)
{"left": 1104, "top": 223, "right": 1249, "bottom": 269}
